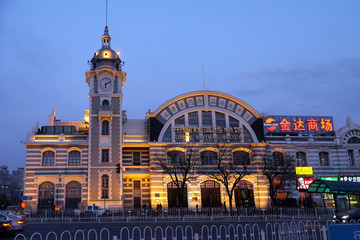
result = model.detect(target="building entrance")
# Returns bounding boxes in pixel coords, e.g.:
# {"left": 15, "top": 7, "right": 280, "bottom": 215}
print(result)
{"left": 133, "top": 180, "right": 141, "bottom": 208}
{"left": 167, "top": 181, "right": 188, "bottom": 208}
{"left": 38, "top": 181, "right": 55, "bottom": 209}
{"left": 201, "top": 180, "right": 221, "bottom": 208}
{"left": 235, "top": 180, "right": 255, "bottom": 207}
{"left": 65, "top": 181, "right": 81, "bottom": 209}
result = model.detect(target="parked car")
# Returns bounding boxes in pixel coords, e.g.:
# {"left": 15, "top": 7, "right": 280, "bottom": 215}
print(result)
{"left": 0, "top": 214, "right": 25, "bottom": 232}
{"left": 0, "top": 210, "right": 26, "bottom": 223}
{"left": 0, "top": 219, "right": 13, "bottom": 236}
{"left": 74, "top": 204, "right": 106, "bottom": 217}
{"left": 333, "top": 208, "right": 360, "bottom": 223}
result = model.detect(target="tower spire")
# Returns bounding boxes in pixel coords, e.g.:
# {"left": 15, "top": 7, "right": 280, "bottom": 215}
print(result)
{"left": 106, "top": 0, "right": 108, "bottom": 27}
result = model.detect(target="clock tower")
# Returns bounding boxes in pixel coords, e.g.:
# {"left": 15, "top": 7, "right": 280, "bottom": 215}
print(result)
{"left": 85, "top": 26, "right": 126, "bottom": 208}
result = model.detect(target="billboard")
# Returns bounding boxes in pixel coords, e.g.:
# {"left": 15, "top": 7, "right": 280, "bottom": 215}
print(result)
{"left": 320, "top": 177, "right": 338, "bottom": 181}
{"left": 264, "top": 115, "right": 334, "bottom": 135}
{"left": 339, "top": 175, "right": 360, "bottom": 182}
{"left": 295, "top": 167, "right": 313, "bottom": 175}
{"left": 297, "top": 177, "right": 314, "bottom": 190}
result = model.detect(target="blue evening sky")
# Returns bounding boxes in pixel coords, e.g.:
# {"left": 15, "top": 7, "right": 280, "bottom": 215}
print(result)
{"left": 1, "top": 1, "right": 359, "bottom": 171}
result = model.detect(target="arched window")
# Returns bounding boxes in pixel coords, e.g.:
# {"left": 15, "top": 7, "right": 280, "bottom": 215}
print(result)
{"left": 296, "top": 152, "right": 307, "bottom": 166}
{"left": 38, "top": 181, "right": 55, "bottom": 209}
{"left": 235, "top": 180, "right": 255, "bottom": 207}
{"left": 42, "top": 151, "right": 55, "bottom": 166}
{"left": 101, "top": 175, "right": 109, "bottom": 199}
{"left": 65, "top": 181, "right": 81, "bottom": 209}
{"left": 68, "top": 151, "right": 81, "bottom": 166}
{"left": 348, "top": 137, "right": 360, "bottom": 144}
{"left": 233, "top": 151, "right": 250, "bottom": 165}
{"left": 167, "top": 151, "right": 185, "bottom": 165}
{"left": 319, "top": 152, "right": 330, "bottom": 166}
{"left": 201, "top": 151, "right": 217, "bottom": 165}
{"left": 102, "top": 100, "right": 110, "bottom": 106}
{"left": 102, "top": 120, "right": 109, "bottom": 135}
{"left": 272, "top": 151, "right": 284, "bottom": 165}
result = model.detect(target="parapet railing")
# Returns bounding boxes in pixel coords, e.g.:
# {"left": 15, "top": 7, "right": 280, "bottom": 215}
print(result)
{"left": 22, "top": 206, "right": 335, "bottom": 223}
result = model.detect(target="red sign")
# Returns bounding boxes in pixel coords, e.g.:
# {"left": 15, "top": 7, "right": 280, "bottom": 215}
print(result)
{"left": 297, "top": 177, "right": 314, "bottom": 190}
{"left": 264, "top": 118, "right": 278, "bottom": 131}
{"left": 273, "top": 178, "right": 286, "bottom": 189}
{"left": 264, "top": 116, "right": 334, "bottom": 135}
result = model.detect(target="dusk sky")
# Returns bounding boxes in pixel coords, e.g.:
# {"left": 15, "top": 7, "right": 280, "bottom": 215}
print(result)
{"left": 1, "top": 1, "right": 359, "bottom": 171}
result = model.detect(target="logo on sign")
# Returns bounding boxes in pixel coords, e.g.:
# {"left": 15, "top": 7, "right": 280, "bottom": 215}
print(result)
{"left": 264, "top": 118, "right": 278, "bottom": 131}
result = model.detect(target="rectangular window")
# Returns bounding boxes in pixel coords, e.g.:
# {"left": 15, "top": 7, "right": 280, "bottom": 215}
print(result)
{"left": 133, "top": 152, "right": 141, "bottom": 166}
{"left": 348, "top": 150, "right": 355, "bottom": 166}
{"left": 202, "top": 111, "right": 212, "bottom": 127}
{"left": 101, "top": 149, "right": 109, "bottom": 162}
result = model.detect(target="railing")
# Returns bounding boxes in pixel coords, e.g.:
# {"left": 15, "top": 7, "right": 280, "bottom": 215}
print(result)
{"left": 13, "top": 220, "right": 333, "bottom": 240}
{"left": 23, "top": 206, "right": 334, "bottom": 223}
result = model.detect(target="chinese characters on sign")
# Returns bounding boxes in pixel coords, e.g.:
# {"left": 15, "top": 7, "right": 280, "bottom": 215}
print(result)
{"left": 295, "top": 167, "right": 313, "bottom": 175}
{"left": 264, "top": 116, "right": 334, "bottom": 135}
{"left": 174, "top": 127, "right": 243, "bottom": 141}
{"left": 339, "top": 175, "right": 360, "bottom": 182}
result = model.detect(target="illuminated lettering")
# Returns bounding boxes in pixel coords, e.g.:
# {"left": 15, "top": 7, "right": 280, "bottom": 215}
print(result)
{"left": 320, "top": 119, "right": 333, "bottom": 131}
{"left": 203, "top": 127, "right": 212, "bottom": 133}
{"left": 193, "top": 127, "right": 202, "bottom": 133}
{"left": 224, "top": 128, "right": 233, "bottom": 133}
{"left": 174, "top": 127, "right": 183, "bottom": 133}
{"left": 215, "top": 127, "right": 223, "bottom": 134}
{"left": 279, "top": 118, "right": 291, "bottom": 131}
{"left": 183, "top": 127, "right": 192, "bottom": 133}
{"left": 307, "top": 119, "right": 318, "bottom": 131}
{"left": 234, "top": 127, "right": 242, "bottom": 133}
{"left": 293, "top": 118, "right": 305, "bottom": 131}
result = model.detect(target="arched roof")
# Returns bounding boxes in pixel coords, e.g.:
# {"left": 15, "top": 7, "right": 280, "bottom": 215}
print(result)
{"left": 308, "top": 180, "right": 360, "bottom": 195}
{"left": 146, "top": 91, "right": 264, "bottom": 125}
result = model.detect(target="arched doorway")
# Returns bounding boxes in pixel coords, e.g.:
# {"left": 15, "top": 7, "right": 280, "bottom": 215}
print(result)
{"left": 235, "top": 180, "right": 255, "bottom": 207}
{"left": 38, "top": 181, "right": 55, "bottom": 209}
{"left": 65, "top": 181, "right": 82, "bottom": 209}
{"left": 201, "top": 180, "right": 221, "bottom": 208}
{"left": 167, "top": 181, "right": 188, "bottom": 208}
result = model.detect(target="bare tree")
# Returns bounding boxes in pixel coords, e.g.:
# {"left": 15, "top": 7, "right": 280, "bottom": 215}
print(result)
{"left": 151, "top": 144, "right": 200, "bottom": 208}
{"left": 199, "top": 144, "right": 251, "bottom": 213}
{"left": 260, "top": 150, "right": 296, "bottom": 205}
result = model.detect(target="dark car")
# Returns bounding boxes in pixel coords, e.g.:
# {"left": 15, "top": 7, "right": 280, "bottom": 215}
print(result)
{"left": 333, "top": 208, "right": 360, "bottom": 223}
{"left": 0, "top": 219, "right": 13, "bottom": 236}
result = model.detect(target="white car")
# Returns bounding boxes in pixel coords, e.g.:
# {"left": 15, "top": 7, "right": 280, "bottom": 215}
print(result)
{"left": 0, "top": 214, "right": 25, "bottom": 232}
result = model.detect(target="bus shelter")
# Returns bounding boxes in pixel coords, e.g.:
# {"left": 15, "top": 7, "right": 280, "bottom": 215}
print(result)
{"left": 307, "top": 180, "right": 360, "bottom": 213}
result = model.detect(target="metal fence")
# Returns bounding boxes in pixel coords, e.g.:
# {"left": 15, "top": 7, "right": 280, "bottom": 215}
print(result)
{"left": 23, "top": 207, "right": 334, "bottom": 223}
{"left": 13, "top": 220, "right": 333, "bottom": 240}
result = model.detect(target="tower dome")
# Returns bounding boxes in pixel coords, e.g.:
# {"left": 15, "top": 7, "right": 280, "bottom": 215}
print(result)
{"left": 90, "top": 26, "right": 122, "bottom": 71}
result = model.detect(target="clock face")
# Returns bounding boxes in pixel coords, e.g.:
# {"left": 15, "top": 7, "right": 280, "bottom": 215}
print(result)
{"left": 100, "top": 78, "right": 112, "bottom": 92}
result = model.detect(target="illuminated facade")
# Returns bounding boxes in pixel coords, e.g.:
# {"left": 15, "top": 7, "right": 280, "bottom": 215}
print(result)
{"left": 23, "top": 27, "right": 360, "bottom": 211}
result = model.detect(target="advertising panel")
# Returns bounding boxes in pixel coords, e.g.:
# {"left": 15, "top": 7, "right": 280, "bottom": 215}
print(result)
{"left": 264, "top": 115, "right": 334, "bottom": 135}
{"left": 295, "top": 167, "right": 313, "bottom": 175}
{"left": 297, "top": 177, "right": 314, "bottom": 190}
{"left": 339, "top": 175, "right": 360, "bottom": 182}
{"left": 320, "top": 177, "right": 338, "bottom": 181}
